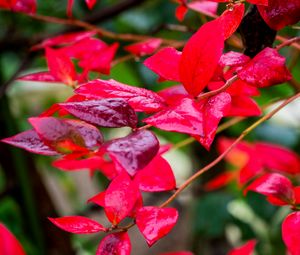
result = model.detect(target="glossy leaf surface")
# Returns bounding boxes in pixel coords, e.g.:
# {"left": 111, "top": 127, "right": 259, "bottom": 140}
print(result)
{"left": 96, "top": 232, "right": 131, "bottom": 255}
{"left": 124, "top": 38, "right": 162, "bottom": 56}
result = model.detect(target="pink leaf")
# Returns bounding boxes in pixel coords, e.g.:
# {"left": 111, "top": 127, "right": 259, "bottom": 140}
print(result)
{"left": 179, "top": 19, "right": 224, "bottom": 96}
{"left": 46, "top": 47, "right": 77, "bottom": 86}
{"left": 59, "top": 99, "right": 138, "bottom": 128}
{"left": 144, "top": 47, "right": 181, "bottom": 82}
{"left": 0, "top": 223, "right": 26, "bottom": 255}
{"left": 144, "top": 97, "right": 204, "bottom": 136}
{"left": 79, "top": 42, "right": 119, "bottom": 75}
{"left": 31, "top": 31, "right": 96, "bottom": 51}
{"left": 219, "top": 51, "right": 250, "bottom": 68}
{"left": 48, "top": 216, "right": 106, "bottom": 234}
{"left": 188, "top": 1, "right": 218, "bottom": 18}
{"left": 228, "top": 239, "right": 256, "bottom": 255}
{"left": 237, "top": 47, "right": 292, "bottom": 88}
{"left": 255, "top": 142, "right": 300, "bottom": 175}
{"left": 282, "top": 212, "right": 300, "bottom": 255}
{"left": 124, "top": 38, "right": 162, "bottom": 57}
{"left": 85, "top": 0, "right": 97, "bottom": 9}
{"left": 105, "top": 130, "right": 159, "bottom": 176}
{"left": 1, "top": 129, "right": 59, "bottom": 156}
{"left": 104, "top": 173, "right": 139, "bottom": 225}
{"left": 245, "top": 173, "right": 295, "bottom": 205}
{"left": 258, "top": 0, "right": 300, "bottom": 30}
{"left": 96, "top": 232, "right": 131, "bottom": 255}
{"left": 136, "top": 206, "right": 179, "bottom": 246}
{"left": 134, "top": 155, "right": 176, "bottom": 192}
{"left": 29, "top": 117, "right": 103, "bottom": 153}
{"left": 76, "top": 79, "right": 166, "bottom": 113}
{"left": 18, "top": 72, "right": 60, "bottom": 83}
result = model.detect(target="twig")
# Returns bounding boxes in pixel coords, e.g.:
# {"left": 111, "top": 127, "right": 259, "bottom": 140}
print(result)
{"left": 276, "top": 36, "right": 300, "bottom": 51}
{"left": 160, "top": 92, "right": 300, "bottom": 208}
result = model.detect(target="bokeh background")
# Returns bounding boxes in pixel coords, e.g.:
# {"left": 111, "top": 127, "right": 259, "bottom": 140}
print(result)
{"left": 0, "top": 0, "right": 299, "bottom": 254}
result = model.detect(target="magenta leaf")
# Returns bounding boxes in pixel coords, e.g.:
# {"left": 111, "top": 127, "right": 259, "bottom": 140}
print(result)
{"left": 18, "top": 71, "right": 60, "bottom": 83}
{"left": 0, "top": 223, "right": 26, "bottom": 255}
{"left": 228, "top": 96, "right": 261, "bottom": 117}
{"left": 144, "top": 97, "right": 204, "bottom": 136}
{"left": 245, "top": 173, "right": 295, "bottom": 205}
{"left": 228, "top": 239, "right": 256, "bottom": 255}
{"left": 144, "top": 47, "right": 181, "bottom": 82}
{"left": 29, "top": 117, "right": 103, "bottom": 153}
{"left": 124, "top": 38, "right": 162, "bottom": 57}
{"left": 188, "top": 1, "right": 218, "bottom": 18}
{"left": 75, "top": 79, "right": 166, "bottom": 113}
{"left": 105, "top": 130, "right": 159, "bottom": 176}
{"left": 282, "top": 212, "right": 300, "bottom": 255}
{"left": 258, "top": 0, "right": 300, "bottom": 30}
{"left": 136, "top": 206, "right": 179, "bottom": 246}
{"left": 49, "top": 216, "right": 106, "bottom": 234}
{"left": 96, "top": 232, "right": 131, "bottom": 255}
{"left": 219, "top": 51, "right": 250, "bottom": 68}
{"left": 1, "top": 129, "right": 59, "bottom": 156}
{"left": 12, "top": 0, "right": 36, "bottom": 14}
{"left": 85, "top": 0, "right": 97, "bottom": 9}
{"left": 134, "top": 155, "right": 176, "bottom": 192}
{"left": 59, "top": 99, "right": 137, "bottom": 128}
{"left": 237, "top": 47, "right": 291, "bottom": 88}
{"left": 179, "top": 19, "right": 224, "bottom": 96}
{"left": 104, "top": 173, "right": 140, "bottom": 225}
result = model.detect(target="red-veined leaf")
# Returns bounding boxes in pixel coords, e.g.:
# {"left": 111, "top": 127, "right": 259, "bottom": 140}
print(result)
{"left": 105, "top": 130, "right": 159, "bottom": 176}
{"left": 282, "top": 212, "right": 300, "bottom": 255}
{"left": 136, "top": 206, "right": 179, "bottom": 246}
{"left": 104, "top": 173, "right": 139, "bottom": 225}
{"left": 245, "top": 173, "right": 295, "bottom": 205}
{"left": 46, "top": 47, "right": 77, "bottom": 86}
{"left": 1, "top": 129, "right": 59, "bottom": 156}
{"left": 258, "top": 0, "right": 300, "bottom": 30}
{"left": 134, "top": 155, "right": 176, "bottom": 192}
{"left": 255, "top": 142, "right": 300, "bottom": 175}
{"left": 96, "top": 232, "right": 131, "bottom": 255}
{"left": 228, "top": 239, "right": 256, "bottom": 255}
{"left": 75, "top": 79, "right": 166, "bottom": 113}
{"left": 179, "top": 19, "right": 224, "bottom": 96}
{"left": 0, "top": 223, "right": 26, "bottom": 255}
{"left": 124, "top": 38, "right": 162, "bottom": 57}
{"left": 144, "top": 47, "right": 181, "bottom": 82}
{"left": 48, "top": 216, "right": 106, "bottom": 234}
{"left": 237, "top": 47, "right": 292, "bottom": 88}
{"left": 59, "top": 99, "right": 138, "bottom": 128}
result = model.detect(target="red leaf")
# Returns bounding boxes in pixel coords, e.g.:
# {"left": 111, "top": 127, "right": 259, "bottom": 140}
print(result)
{"left": 76, "top": 79, "right": 166, "bottom": 113}
{"left": 96, "top": 232, "right": 131, "bottom": 255}
{"left": 134, "top": 155, "right": 176, "bottom": 192}
{"left": 85, "top": 0, "right": 97, "bottom": 9}
{"left": 46, "top": 47, "right": 76, "bottom": 86}
{"left": 144, "top": 97, "right": 204, "bottom": 136}
{"left": 228, "top": 239, "right": 256, "bottom": 255}
{"left": 29, "top": 117, "right": 103, "bottom": 153}
{"left": 31, "top": 31, "right": 96, "bottom": 51}
{"left": 144, "top": 47, "right": 181, "bottom": 82}
{"left": 105, "top": 130, "right": 159, "bottom": 176}
{"left": 12, "top": 0, "right": 36, "bottom": 14}
{"left": 282, "top": 212, "right": 300, "bottom": 255}
{"left": 219, "top": 51, "right": 250, "bottom": 68}
{"left": 48, "top": 216, "right": 106, "bottom": 234}
{"left": 258, "top": 0, "right": 300, "bottom": 30}
{"left": 217, "top": 4, "right": 245, "bottom": 40}
{"left": 248, "top": 0, "right": 268, "bottom": 5}
{"left": 179, "top": 19, "right": 224, "bottom": 96}
{"left": 294, "top": 186, "right": 300, "bottom": 205}
{"left": 175, "top": 4, "right": 188, "bottom": 21}
{"left": 188, "top": 1, "right": 218, "bottom": 18}
{"left": 245, "top": 173, "right": 295, "bottom": 205}
{"left": 79, "top": 42, "right": 119, "bottom": 75}
{"left": 158, "top": 85, "right": 189, "bottom": 106}
{"left": 67, "top": 0, "right": 73, "bottom": 17}
{"left": 195, "top": 92, "right": 231, "bottom": 150}
{"left": 88, "top": 191, "right": 106, "bottom": 207}
{"left": 1, "top": 129, "right": 59, "bottom": 156}
{"left": 124, "top": 38, "right": 162, "bottom": 57}
{"left": 159, "top": 252, "right": 193, "bottom": 255}
{"left": 0, "top": 223, "right": 26, "bottom": 255}
{"left": 204, "top": 172, "right": 235, "bottom": 191}
{"left": 18, "top": 71, "right": 60, "bottom": 83}
{"left": 255, "top": 142, "right": 300, "bottom": 175}
{"left": 136, "top": 206, "right": 179, "bottom": 246}
{"left": 237, "top": 47, "right": 291, "bottom": 88}
{"left": 227, "top": 96, "right": 261, "bottom": 117}
{"left": 59, "top": 99, "right": 138, "bottom": 128}
{"left": 104, "top": 173, "right": 139, "bottom": 225}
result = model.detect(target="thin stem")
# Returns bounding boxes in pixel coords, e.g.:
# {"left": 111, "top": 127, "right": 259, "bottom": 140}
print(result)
{"left": 276, "top": 36, "right": 300, "bottom": 51}
{"left": 160, "top": 92, "right": 300, "bottom": 208}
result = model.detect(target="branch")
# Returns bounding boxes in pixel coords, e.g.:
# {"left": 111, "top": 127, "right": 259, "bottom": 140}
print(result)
{"left": 160, "top": 92, "right": 300, "bottom": 208}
